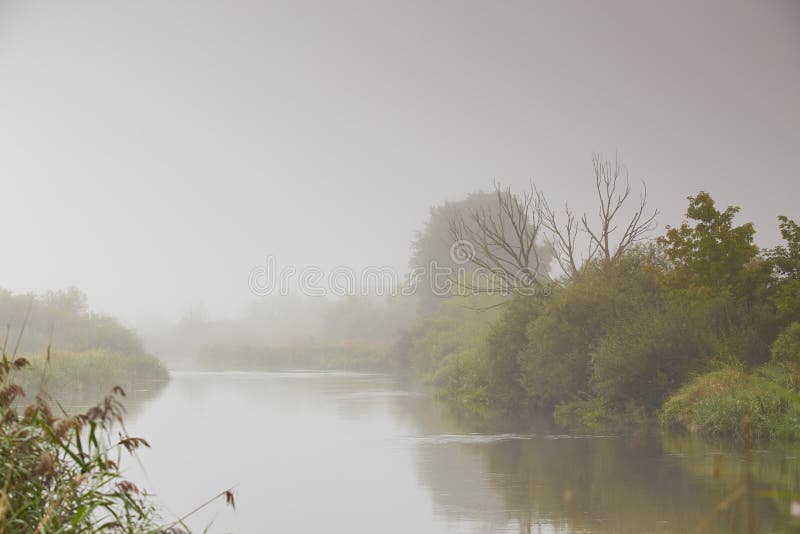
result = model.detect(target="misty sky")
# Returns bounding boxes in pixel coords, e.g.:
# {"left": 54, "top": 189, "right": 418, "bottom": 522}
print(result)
{"left": 0, "top": 0, "right": 798, "bottom": 322}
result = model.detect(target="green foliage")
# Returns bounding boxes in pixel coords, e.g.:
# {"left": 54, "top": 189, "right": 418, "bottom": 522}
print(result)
{"left": 392, "top": 293, "right": 504, "bottom": 377}
{"left": 657, "top": 193, "right": 778, "bottom": 366}
{"left": 769, "top": 216, "right": 800, "bottom": 279}
{"left": 0, "top": 288, "right": 145, "bottom": 357}
{"left": 661, "top": 365, "right": 800, "bottom": 441}
{"left": 430, "top": 348, "right": 493, "bottom": 415}
{"left": 768, "top": 216, "right": 800, "bottom": 323}
{"left": 0, "top": 354, "right": 162, "bottom": 531}
{"left": 771, "top": 322, "right": 800, "bottom": 366}
{"left": 406, "top": 190, "right": 797, "bottom": 442}
{"left": 591, "top": 301, "right": 709, "bottom": 410}
{"left": 429, "top": 294, "right": 542, "bottom": 416}
{"left": 387, "top": 293, "right": 505, "bottom": 414}
{"left": 519, "top": 251, "right": 662, "bottom": 408}
{"left": 553, "top": 396, "right": 614, "bottom": 433}
{"left": 480, "top": 295, "right": 544, "bottom": 412}
{"left": 658, "top": 192, "right": 760, "bottom": 298}
{"left": 12, "top": 350, "right": 167, "bottom": 406}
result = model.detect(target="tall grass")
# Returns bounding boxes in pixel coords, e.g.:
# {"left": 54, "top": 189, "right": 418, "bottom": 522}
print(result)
{"left": 11, "top": 349, "right": 168, "bottom": 407}
{"left": 661, "top": 365, "right": 800, "bottom": 441}
{"left": 0, "top": 349, "right": 166, "bottom": 531}
{"left": 0, "top": 349, "right": 233, "bottom": 531}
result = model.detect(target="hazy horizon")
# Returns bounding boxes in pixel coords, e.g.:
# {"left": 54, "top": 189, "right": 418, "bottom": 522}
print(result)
{"left": 1, "top": 0, "right": 798, "bottom": 324}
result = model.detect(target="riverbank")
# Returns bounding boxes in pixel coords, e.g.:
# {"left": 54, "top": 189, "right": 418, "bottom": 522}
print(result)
{"left": 386, "top": 193, "right": 800, "bottom": 444}
{"left": 11, "top": 348, "right": 168, "bottom": 406}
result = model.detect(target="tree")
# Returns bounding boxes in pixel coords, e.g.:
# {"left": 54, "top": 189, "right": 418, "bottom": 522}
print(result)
{"left": 768, "top": 216, "right": 800, "bottom": 323}
{"left": 412, "top": 191, "right": 551, "bottom": 313}
{"left": 538, "top": 154, "right": 658, "bottom": 279}
{"left": 410, "top": 191, "right": 494, "bottom": 314}
{"left": 658, "top": 192, "right": 760, "bottom": 298}
{"left": 658, "top": 192, "right": 776, "bottom": 365}
{"left": 448, "top": 186, "right": 549, "bottom": 295}
{"left": 41, "top": 287, "right": 88, "bottom": 314}
{"left": 447, "top": 154, "right": 657, "bottom": 288}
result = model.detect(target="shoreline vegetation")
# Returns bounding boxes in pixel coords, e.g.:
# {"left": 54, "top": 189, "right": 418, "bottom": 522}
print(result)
{"left": 0, "top": 292, "right": 229, "bottom": 530}
{"left": 387, "top": 177, "right": 800, "bottom": 444}
{"left": 0, "top": 351, "right": 233, "bottom": 531}
{"left": 167, "top": 164, "right": 800, "bottom": 446}
{"left": 3, "top": 157, "right": 797, "bottom": 529}
{"left": 13, "top": 349, "right": 168, "bottom": 407}
{"left": 0, "top": 288, "right": 169, "bottom": 408}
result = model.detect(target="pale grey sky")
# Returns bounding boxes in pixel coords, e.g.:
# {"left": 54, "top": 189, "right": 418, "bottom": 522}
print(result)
{"left": 0, "top": 0, "right": 798, "bottom": 321}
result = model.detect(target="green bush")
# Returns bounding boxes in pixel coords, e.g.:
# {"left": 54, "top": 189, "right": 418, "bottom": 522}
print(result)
{"left": 591, "top": 302, "right": 708, "bottom": 410}
{"left": 519, "top": 252, "right": 662, "bottom": 408}
{"left": 431, "top": 348, "right": 492, "bottom": 415}
{"left": 388, "top": 293, "right": 503, "bottom": 377}
{"left": 661, "top": 365, "right": 800, "bottom": 441}
{"left": 771, "top": 322, "right": 800, "bottom": 365}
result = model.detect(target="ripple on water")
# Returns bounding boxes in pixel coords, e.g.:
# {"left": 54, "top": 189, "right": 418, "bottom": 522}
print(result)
{"left": 408, "top": 433, "right": 536, "bottom": 445}
{"left": 543, "top": 434, "right": 615, "bottom": 440}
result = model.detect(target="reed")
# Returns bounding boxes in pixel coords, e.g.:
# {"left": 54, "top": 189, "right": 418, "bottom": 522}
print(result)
{"left": 0, "top": 350, "right": 233, "bottom": 532}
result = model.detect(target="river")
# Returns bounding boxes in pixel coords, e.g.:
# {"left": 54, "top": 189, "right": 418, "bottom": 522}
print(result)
{"left": 124, "top": 371, "right": 800, "bottom": 533}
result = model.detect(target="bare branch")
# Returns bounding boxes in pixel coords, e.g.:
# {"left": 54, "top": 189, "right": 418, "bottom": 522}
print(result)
{"left": 448, "top": 184, "right": 548, "bottom": 295}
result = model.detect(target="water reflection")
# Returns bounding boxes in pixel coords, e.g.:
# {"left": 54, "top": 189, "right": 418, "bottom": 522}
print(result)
{"left": 32, "top": 378, "right": 168, "bottom": 417}
{"left": 124, "top": 371, "right": 800, "bottom": 533}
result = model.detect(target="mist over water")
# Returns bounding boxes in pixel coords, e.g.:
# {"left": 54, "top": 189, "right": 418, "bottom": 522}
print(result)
{"left": 125, "top": 371, "right": 799, "bottom": 533}
{"left": 1, "top": 1, "right": 800, "bottom": 532}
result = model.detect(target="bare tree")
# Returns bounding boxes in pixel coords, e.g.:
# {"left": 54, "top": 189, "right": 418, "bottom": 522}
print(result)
{"left": 535, "top": 191, "right": 582, "bottom": 279}
{"left": 448, "top": 185, "right": 547, "bottom": 294}
{"left": 449, "top": 154, "right": 658, "bottom": 292}
{"left": 538, "top": 154, "right": 658, "bottom": 279}
{"left": 585, "top": 154, "right": 658, "bottom": 262}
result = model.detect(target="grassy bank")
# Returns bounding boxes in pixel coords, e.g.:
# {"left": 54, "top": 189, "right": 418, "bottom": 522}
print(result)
{"left": 197, "top": 341, "right": 389, "bottom": 372}
{"left": 661, "top": 365, "right": 800, "bottom": 442}
{"left": 11, "top": 349, "right": 168, "bottom": 406}
{"left": 661, "top": 323, "right": 800, "bottom": 441}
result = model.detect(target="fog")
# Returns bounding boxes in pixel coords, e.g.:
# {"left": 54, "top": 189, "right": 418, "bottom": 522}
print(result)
{"left": 4, "top": 2, "right": 800, "bottom": 531}
{"left": 1, "top": 0, "right": 798, "bottom": 325}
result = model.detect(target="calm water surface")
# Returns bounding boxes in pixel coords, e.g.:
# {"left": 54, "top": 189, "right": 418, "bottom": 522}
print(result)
{"left": 124, "top": 371, "right": 800, "bottom": 533}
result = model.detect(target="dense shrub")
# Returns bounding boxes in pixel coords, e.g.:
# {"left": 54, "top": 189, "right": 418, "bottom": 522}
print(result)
{"left": 389, "top": 294, "right": 503, "bottom": 378}
{"left": 771, "top": 322, "right": 800, "bottom": 366}
{"left": 591, "top": 302, "right": 709, "bottom": 410}
{"left": 479, "top": 295, "right": 544, "bottom": 412}
{"left": 519, "top": 252, "right": 662, "bottom": 408}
